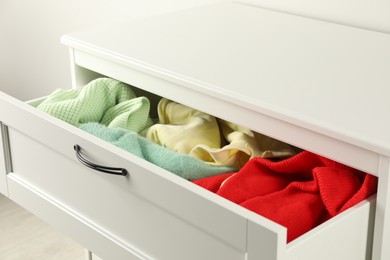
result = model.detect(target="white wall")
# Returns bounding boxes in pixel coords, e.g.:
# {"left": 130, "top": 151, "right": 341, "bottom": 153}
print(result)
{"left": 0, "top": 0, "right": 224, "bottom": 101}
{"left": 2, "top": 0, "right": 389, "bottom": 101}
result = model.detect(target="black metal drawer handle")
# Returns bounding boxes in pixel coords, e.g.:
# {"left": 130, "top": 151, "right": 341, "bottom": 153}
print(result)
{"left": 74, "top": 145, "right": 128, "bottom": 176}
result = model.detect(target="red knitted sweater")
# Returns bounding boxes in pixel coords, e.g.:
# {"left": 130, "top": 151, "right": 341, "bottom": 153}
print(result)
{"left": 193, "top": 151, "right": 377, "bottom": 242}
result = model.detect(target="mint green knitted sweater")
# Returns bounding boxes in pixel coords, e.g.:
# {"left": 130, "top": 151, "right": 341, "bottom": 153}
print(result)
{"left": 37, "top": 78, "right": 152, "bottom": 133}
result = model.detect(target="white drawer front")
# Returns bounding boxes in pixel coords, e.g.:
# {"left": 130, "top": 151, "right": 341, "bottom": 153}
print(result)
{"left": 8, "top": 128, "right": 248, "bottom": 260}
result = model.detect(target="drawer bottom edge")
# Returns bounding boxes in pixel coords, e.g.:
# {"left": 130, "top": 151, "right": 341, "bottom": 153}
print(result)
{"left": 7, "top": 172, "right": 149, "bottom": 260}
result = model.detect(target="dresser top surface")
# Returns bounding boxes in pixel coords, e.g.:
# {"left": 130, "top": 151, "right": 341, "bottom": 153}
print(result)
{"left": 62, "top": 2, "right": 390, "bottom": 156}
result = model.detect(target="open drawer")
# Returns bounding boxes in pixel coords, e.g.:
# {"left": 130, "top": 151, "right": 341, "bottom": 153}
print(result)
{"left": 0, "top": 88, "right": 376, "bottom": 260}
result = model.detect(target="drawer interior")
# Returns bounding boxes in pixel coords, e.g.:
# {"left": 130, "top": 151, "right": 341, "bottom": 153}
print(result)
{"left": 26, "top": 75, "right": 377, "bottom": 246}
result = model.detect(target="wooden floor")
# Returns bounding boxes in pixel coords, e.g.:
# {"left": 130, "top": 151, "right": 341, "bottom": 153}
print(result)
{"left": 0, "top": 194, "right": 85, "bottom": 260}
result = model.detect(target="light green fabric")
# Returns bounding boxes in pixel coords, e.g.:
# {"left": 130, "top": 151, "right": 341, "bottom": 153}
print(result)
{"left": 80, "top": 122, "right": 236, "bottom": 180}
{"left": 37, "top": 78, "right": 152, "bottom": 133}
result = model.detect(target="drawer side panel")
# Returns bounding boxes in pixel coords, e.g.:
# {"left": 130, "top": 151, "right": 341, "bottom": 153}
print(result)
{"left": 285, "top": 197, "right": 375, "bottom": 260}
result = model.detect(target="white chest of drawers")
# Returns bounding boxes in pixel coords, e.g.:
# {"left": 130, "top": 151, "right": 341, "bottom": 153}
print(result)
{"left": 1, "top": 2, "right": 390, "bottom": 260}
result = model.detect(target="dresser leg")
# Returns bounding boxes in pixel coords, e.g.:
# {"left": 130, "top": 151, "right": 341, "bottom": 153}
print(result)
{"left": 372, "top": 156, "right": 390, "bottom": 260}
{"left": 85, "top": 249, "right": 93, "bottom": 260}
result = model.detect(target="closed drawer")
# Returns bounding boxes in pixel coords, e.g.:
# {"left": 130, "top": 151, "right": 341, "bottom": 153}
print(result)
{"left": 0, "top": 90, "right": 376, "bottom": 260}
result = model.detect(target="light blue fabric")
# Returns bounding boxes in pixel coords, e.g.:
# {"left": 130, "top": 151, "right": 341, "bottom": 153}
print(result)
{"left": 79, "top": 123, "right": 235, "bottom": 180}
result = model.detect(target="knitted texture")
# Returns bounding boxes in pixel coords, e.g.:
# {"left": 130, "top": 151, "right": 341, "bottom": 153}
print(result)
{"left": 37, "top": 78, "right": 152, "bottom": 133}
{"left": 193, "top": 151, "right": 377, "bottom": 242}
{"left": 80, "top": 123, "right": 235, "bottom": 180}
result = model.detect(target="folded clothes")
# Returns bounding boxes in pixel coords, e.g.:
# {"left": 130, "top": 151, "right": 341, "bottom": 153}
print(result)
{"left": 80, "top": 123, "right": 235, "bottom": 180}
{"left": 144, "top": 98, "right": 296, "bottom": 168}
{"left": 37, "top": 78, "right": 152, "bottom": 133}
{"left": 193, "top": 151, "right": 377, "bottom": 242}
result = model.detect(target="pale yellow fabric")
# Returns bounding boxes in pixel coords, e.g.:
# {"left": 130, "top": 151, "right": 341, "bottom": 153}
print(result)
{"left": 144, "top": 99, "right": 221, "bottom": 155}
{"left": 191, "top": 119, "right": 296, "bottom": 168}
{"left": 144, "top": 99, "right": 297, "bottom": 169}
